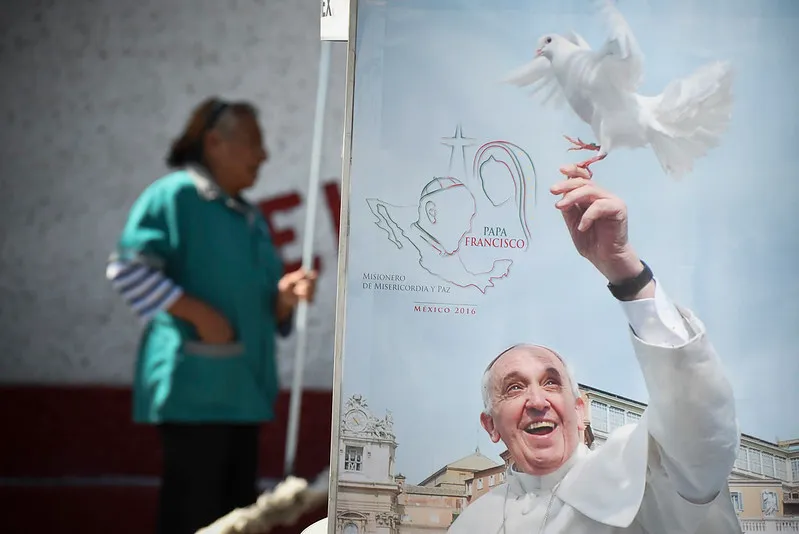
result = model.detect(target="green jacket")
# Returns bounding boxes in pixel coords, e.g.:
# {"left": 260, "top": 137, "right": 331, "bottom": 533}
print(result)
{"left": 113, "top": 165, "right": 288, "bottom": 423}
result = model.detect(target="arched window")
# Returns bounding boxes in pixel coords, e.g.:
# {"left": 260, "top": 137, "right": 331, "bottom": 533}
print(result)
{"left": 342, "top": 522, "right": 358, "bottom": 534}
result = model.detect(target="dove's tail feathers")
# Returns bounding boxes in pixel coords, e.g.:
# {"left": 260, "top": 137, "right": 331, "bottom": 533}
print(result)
{"left": 646, "top": 60, "right": 734, "bottom": 178}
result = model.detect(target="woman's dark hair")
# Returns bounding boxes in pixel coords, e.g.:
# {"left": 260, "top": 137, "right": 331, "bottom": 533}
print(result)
{"left": 165, "top": 97, "right": 259, "bottom": 169}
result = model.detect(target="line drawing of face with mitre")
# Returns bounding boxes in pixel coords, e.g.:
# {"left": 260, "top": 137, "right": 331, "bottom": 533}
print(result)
{"left": 414, "top": 177, "right": 476, "bottom": 255}
{"left": 367, "top": 176, "right": 513, "bottom": 293}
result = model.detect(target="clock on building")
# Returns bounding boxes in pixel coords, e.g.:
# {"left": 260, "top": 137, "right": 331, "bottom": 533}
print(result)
{"left": 344, "top": 410, "right": 368, "bottom": 433}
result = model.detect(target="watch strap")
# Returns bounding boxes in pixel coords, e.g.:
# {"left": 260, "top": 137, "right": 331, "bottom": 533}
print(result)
{"left": 607, "top": 260, "right": 653, "bottom": 300}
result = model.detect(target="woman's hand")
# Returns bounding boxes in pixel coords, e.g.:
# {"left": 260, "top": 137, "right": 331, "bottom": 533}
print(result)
{"left": 167, "top": 294, "right": 235, "bottom": 344}
{"left": 276, "top": 268, "right": 318, "bottom": 320}
{"left": 194, "top": 308, "right": 235, "bottom": 344}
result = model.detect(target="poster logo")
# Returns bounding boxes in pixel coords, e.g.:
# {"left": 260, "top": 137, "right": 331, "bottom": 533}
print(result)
{"left": 364, "top": 126, "right": 536, "bottom": 295}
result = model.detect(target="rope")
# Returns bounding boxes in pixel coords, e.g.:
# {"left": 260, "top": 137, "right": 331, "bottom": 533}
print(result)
{"left": 196, "top": 471, "right": 329, "bottom": 534}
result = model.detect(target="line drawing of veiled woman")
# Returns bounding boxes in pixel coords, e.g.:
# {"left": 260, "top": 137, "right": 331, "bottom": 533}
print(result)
{"left": 469, "top": 141, "right": 535, "bottom": 246}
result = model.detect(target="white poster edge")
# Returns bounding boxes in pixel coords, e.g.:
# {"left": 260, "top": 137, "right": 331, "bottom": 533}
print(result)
{"left": 326, "top": 0, "right": 359, "bottom": 530}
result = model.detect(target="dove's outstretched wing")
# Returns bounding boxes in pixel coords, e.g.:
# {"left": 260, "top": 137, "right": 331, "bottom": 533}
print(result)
{"left": 593, "top": 0, "right": 644, "bottom": 92}
{"left": 504, "top": 33, "right": 590, "bottom": 109}
{"left": 504, "top": 56, "right": 567, "bottom": 108}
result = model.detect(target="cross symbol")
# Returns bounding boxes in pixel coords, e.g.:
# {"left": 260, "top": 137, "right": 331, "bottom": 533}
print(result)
{"left": 441, "top": 124, "right": 477, "bottom": 179}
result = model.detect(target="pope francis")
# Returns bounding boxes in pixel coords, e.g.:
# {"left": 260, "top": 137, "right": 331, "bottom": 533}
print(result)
{"left": 301, "top": 164, "right": 741, "bottom": 534}
{"left": 447, "top": 165, "right": 742, "bottom": 533}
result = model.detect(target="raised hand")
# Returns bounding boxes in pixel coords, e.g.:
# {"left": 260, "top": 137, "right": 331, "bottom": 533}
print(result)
{"left": 550, "top": 164, "right": 644, "bottom": 285}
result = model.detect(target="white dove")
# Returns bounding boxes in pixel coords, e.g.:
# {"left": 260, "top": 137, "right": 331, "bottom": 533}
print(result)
{"left": 504, "top": 0, "right": 734, "bottom": 178}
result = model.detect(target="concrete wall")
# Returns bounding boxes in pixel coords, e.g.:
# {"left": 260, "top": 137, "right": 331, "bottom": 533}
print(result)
{"left": 0, "top": 0, "right": 346, "bottom": 389}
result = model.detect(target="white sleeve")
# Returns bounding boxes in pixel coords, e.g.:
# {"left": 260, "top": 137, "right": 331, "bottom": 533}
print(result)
{"left": 622, "top": 281, "right": 739, "bottom": 506}
{"left": 618, "top": 279, "right": 692, "bottom": 347}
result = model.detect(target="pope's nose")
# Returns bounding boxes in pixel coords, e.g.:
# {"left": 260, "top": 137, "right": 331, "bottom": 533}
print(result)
{"left": 523, "top": 388, "right": 550, "bottom": 413}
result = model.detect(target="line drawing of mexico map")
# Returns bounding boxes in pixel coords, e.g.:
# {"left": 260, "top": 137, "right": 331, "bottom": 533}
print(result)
{"left": 364, "top": 125, "right": 536, "bottom": 298}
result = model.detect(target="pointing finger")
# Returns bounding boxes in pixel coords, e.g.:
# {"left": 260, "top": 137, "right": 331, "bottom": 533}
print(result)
{"left": 555, "top": 186, "right": 605, "bottom": 210}
{"left": 559, "top": 164, "right": 591, "bottom": 180}
{"left": 552, "top": 174, "right": 615, "bottom": 198}
{"left": 550, "top": 177, "right": 598, "bottom": 196}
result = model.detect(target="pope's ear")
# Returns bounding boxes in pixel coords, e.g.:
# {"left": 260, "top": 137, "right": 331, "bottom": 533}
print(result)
{"left": 480, "top": 412, "right": 501, "bottom": 443}
{"left": 424, "top": 201, "right": 437, "bottom": 223}
{"left": 575, "top": 395, "right": 586, "bottom": 432}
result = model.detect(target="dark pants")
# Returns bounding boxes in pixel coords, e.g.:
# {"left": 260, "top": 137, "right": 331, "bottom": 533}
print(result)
{"left": 156, "top": 423, "right": 261, "bottom": 534}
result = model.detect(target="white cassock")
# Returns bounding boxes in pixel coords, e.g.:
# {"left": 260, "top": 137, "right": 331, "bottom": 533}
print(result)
{"left": 448, "top": 280, "right": 742, "bottom": 534}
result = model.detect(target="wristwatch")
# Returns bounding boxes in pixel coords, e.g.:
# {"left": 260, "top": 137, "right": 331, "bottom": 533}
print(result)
{"left": 607, "top": 260, "right": 653, "bottom": 300}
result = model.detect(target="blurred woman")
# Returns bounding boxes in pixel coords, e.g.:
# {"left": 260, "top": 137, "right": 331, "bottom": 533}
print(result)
{"left": 105, "top": 97, "right": 317, "bottom": 534}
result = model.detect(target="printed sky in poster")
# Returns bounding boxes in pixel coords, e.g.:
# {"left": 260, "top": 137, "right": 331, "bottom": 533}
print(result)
{"left": 338, "top": 0, "right": 799, "bottom": 485}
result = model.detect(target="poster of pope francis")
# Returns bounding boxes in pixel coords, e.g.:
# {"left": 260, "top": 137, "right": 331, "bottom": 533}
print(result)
{"left": 309, "top": 0, "right": 799, "bottom": 533}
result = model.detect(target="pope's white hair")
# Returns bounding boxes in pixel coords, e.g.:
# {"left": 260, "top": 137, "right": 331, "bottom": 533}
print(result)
{"left": 481, "top": 344, "right": 580, "bottom": 415}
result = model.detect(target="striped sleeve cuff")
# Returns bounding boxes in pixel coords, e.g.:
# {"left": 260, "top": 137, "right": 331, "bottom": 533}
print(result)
{"left": 106, "top": 259, "right": 183, "bottom": 323}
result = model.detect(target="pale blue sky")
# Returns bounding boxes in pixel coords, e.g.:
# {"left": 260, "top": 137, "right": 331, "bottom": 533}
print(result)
{"left": 340, "top": 0, "right": 799, "bottom": 484}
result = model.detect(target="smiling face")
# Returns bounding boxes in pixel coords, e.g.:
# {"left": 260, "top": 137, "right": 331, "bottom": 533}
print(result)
{"left": 480, "top": 345, "right": 585, "bottom": 475}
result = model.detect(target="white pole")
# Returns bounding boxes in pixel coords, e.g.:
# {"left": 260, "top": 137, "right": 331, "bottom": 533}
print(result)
{"left": 284, "top": 39, "right": 333, "bottom": 477}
